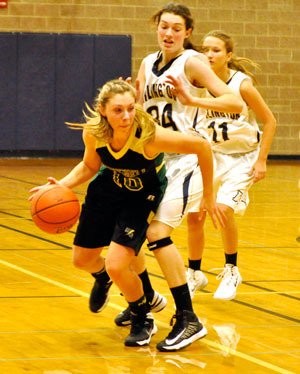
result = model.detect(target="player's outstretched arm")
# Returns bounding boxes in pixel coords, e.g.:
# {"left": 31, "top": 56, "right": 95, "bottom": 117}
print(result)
{"left": 146, "top": 125, "right": 226, "bottom": 228}
{"left": 29, "top": 130, "right": 101, "bottom": 200}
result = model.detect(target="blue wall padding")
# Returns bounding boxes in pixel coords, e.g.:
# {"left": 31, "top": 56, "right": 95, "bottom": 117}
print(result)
{"left": 17, "top": 33, "right": 56, "bottom": 150}
{"left": 95, "top": 35, "right": 132, "bottom": 87}
{"left": 0, "top": 33, "right": 17, "bottom": 149}
{"left": 0, "top": 32, "right": 132, "bottom": 152}
{"left": 55, "top": 34, "right": 94, "bottom": 150}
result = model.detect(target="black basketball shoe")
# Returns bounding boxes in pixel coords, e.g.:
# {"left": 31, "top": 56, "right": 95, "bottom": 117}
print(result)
{"left": 89, "top": 278, "right": 113, "bottom": 313}
{"left": 156, "top": 310, "right": 207, "bottom": 352}
{"left": 115, "top": 291, "right": 167, "bottom": 326}
{"left": 124, "top": 312, "right": 157, "bottom": 347}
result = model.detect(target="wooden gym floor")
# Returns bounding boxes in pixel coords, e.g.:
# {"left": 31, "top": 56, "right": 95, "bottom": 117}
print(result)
{"left": 0, "top": 158, "right": 299, "bottom": 374}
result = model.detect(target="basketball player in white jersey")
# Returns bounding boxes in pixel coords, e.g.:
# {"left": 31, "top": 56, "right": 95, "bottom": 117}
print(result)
{"left": 113, "top": 4, "right": 243, "bottom": 352}
{"left": 173, "top": 30, "right": 276, "bottom": 300}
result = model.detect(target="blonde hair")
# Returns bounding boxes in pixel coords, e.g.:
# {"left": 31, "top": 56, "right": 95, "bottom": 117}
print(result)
{"left": 201, "top": 30, "right": 260, "bottom": 82}
{"left": 67, "top": 79, "right": 157, "bottom": 144}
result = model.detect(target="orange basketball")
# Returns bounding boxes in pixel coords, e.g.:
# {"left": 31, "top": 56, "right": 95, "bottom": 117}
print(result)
{"left": 30, "top": 184, "right": 80, "bottom": 234}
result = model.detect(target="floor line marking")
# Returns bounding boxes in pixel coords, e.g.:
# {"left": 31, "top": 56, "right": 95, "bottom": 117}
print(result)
{"left": 0, "top": 258, "right": 295, "bottom": 374}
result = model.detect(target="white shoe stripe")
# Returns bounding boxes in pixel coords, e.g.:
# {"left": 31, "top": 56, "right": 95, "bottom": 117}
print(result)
{"left": 162, "top": 326, "right": 207, "bottom": 351}
{"left": 165, "top": 329, "right": 186, "bottom": 345}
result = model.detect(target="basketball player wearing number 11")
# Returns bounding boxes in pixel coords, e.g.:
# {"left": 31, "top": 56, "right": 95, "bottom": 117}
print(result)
{"left": 183, "top": 30, "right": 276, "bottom": 300}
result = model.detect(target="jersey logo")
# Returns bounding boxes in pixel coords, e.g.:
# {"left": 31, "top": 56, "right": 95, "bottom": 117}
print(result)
{"left": 124, "top": 177, "right": 143, "bottom": 191}
{"left": 147, "top": 195, "right": 155, "bottom": 201}
{"left": 124, "top": 227, "right": 135, "bottom": 239}
{"left": 232, "top": 190, "right": 247, "bottom": 205}
{"left": 112, "top": 170, "right": 143, "bottom": 191}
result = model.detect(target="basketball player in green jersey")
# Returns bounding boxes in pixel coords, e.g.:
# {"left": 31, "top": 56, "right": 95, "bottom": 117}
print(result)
{"left": 30, "top": 79, "right": 223, "bottom": 349}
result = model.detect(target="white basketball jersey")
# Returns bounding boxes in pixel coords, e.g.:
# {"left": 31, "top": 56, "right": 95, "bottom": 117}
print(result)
{"left": 142, "top": 50, "right": 206, "bottom": 226}
{"left": 200, "top": 70, "right": 261, "bottom": 154}
{"left": 142, "top": 50, "right": 207, "bottom": 161}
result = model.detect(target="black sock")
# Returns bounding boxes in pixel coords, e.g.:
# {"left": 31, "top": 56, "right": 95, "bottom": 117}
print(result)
{"left": 225, "top": 253, "right": 237, "bottom": 266}
{"left": 128, "top": 295, "right": 149, "bottom": 316}
{"left": 188, "top": 259, "right": 202, "bottom": 271}
{"left": 91, "top": 268, "right": 110, "bottom": 283}
{"left": 139, "top": 270, "right": 154, "bottom": 303}
{"left": 170, "top": 284, "right": 193, "bottom": 312}
{"left": 119, "top": 270, "right": 154, "bottom": 306}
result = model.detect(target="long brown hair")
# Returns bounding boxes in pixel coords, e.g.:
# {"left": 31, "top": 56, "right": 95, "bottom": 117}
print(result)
{"left": 201, "top": 30, "right": 260, "bottom": 82}
{"left": 152, "top": 2, "right": 198, "bottom": 50}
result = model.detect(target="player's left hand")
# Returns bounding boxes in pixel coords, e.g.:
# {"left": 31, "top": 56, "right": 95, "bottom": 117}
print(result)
{"left": 165, "top": 75, "right": 195, "bottom": 106}
{"left": 248, "top": 160, "right": 266, "bottom": 183}
{"left": 199, "top": 196, "right": 226, "bottom": 229}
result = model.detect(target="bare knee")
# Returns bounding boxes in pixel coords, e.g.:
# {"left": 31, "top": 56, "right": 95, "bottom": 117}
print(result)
{"left": 146, "top": 225, "right": 158, "bottom": 242}
{"left": 217, "top": 204, "right": 236, "bottom": 229}
{"left": 218, "top": 203, "right": 234, "bottom": 219}
{"left": 187, "top": 212, "right": 205, "bottom": 229}
{"left": 105, "top": 260, "right": 125, "bottom": 284}
{"left": 146, "top": 220, "right": 172, "bottom": 242}
{"left": 72, "top": 246, "right": 99, "bottom": 271}
{"left": 73, "top": 257, "right": 87, "bottom": 270}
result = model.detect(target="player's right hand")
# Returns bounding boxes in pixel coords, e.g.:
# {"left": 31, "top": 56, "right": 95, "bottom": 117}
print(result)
{"left": 28, "top": 177, "right": 60, "bottom": 201}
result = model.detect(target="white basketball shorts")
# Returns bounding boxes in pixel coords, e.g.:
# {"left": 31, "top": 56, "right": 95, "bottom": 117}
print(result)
{"left": 153, "top": 154, "right": 203, "bottom": 228}
{"left": 214, "top": 149, "right": 259, "bottom": 215}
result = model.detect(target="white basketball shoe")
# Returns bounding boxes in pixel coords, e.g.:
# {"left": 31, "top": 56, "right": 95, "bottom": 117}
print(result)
{"left": 186, "top": 268, "right": 208, "bottom": 298}
{"left": 213, "top": 264, "right": 242, "bottom": 300}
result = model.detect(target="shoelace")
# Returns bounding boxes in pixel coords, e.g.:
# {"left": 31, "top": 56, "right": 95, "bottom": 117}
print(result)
{"left": 170, "top": 314, "right": 177, "bottom": 327}
{"left": 210, "top": 267, "right": 234, "bottom": 280}
{"left": 167, "top": 313, "right": 184, "bottom": 338}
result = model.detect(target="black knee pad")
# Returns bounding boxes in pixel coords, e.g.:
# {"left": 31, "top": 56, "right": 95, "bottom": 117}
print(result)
{"left": 147, "top": 237, "right": 173, "bottom": 251}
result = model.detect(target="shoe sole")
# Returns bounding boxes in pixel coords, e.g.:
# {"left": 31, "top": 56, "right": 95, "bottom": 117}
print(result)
{"left": 90, "top": 295, "right": 110, "bottom": 313}
{"left": 124, "top": 323, "right": 158, "bottom": 347}
{"left": 213, "top": 279, "right": 242, "bottom": 301}
{"left": 213, "top": 293, "right": 236, "bottom": 300}
{"left": 157, "top": 326, "right": 207, "bottom": 352}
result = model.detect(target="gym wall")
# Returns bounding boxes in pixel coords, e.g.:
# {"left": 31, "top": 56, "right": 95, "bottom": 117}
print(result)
{"left": 0, "top": 32, "right": 131, "bottom": 154}
{"left": 0, "top": 0, "right": 299, "bottom": 157}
